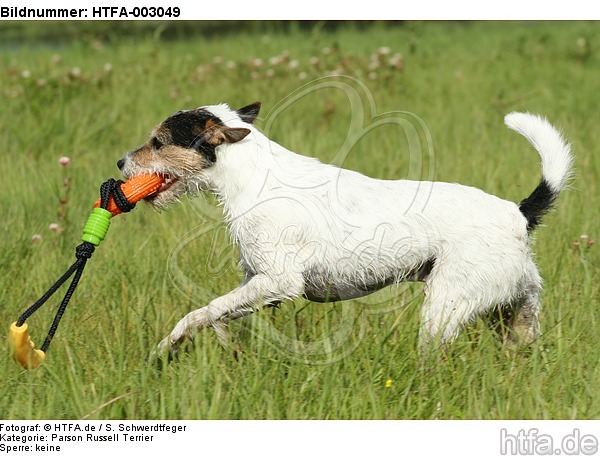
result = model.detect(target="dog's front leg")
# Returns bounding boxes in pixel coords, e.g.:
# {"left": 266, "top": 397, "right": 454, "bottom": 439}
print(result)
{"left": 154, "top": 274, "right": 301, "bottom": 360}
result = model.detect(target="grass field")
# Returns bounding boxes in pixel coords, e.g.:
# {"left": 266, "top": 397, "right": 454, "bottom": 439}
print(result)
{"left": 1, "top": 21, "right": 599, "bottom": 420}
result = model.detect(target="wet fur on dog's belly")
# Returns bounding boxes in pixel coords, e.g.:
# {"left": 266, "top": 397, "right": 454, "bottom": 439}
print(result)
{"left": 301, "top": 258, "right": 435, "bottom": 303}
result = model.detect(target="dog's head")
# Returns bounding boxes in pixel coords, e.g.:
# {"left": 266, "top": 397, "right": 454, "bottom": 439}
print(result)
{"left": 117, "top": 102, "right": 261, "bottom": 208}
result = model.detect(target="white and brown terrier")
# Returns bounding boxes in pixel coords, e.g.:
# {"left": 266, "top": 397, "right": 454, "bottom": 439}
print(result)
{"left": 117, "top": 103, "right": 572, "bottom": 359}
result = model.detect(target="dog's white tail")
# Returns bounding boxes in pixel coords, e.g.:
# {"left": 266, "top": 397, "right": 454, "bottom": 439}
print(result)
{"left": 504, "top": 112, "right": 573, "bottom": 232}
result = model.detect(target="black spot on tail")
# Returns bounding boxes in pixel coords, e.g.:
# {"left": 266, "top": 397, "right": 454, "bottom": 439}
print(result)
{"left": 518, "top": 179, "right": 557, "bottom": 232}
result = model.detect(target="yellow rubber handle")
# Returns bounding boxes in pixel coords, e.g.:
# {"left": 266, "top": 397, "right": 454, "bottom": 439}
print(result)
{"left": 8, "top": 322, "right": 46, "bottom": 369}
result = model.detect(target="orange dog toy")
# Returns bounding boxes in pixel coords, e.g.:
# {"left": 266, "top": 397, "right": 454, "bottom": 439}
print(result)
{"left": 94, "top": 173, "right": 165, "bottom": 216}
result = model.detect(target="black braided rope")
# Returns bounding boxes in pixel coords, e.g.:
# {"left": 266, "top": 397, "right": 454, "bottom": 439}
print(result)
{"left": 16, "top": 261, "right": 81, "bottom": 327}
{"left": 16, "top": 178, "right": 131, "bottom": 353}
{"left": 39, "top": 260, "right": 87, "bottom": 352}
{"left": 100, "top": 178, "right": 136, "bottom": 213}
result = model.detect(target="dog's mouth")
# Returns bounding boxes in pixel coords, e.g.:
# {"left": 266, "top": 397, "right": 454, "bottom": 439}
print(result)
{"left": 143, "top": 173, "right": 182, "bottom": 206}
{"left": 158, "top": 174, "right": 178, "bottom": 193}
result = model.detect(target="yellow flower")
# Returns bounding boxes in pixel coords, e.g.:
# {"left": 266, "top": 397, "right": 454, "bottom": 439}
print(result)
{"left": 385, "top": 379, "right": 393, "bottom": 388}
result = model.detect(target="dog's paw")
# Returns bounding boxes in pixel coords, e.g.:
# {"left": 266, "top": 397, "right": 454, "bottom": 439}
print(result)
{"left": 148, "top": 337, "right": 179, "bottom": 369}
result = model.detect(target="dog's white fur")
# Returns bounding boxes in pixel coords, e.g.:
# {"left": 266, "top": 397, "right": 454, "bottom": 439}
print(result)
{"left": 128, "top": 105, "right": 572, "bottom": 357}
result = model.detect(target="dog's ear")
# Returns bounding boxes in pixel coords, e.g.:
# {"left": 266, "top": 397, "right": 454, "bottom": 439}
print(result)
{"left": 236, "top": 102, "right": 261, "bottom": 124}
{"left": 204, "top": 120, "right": 251, "bottom": 146}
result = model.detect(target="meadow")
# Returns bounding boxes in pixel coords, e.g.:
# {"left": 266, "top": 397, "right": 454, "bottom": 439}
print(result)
{"left": 0, "top": 21, "right": 598, "bottom": 420}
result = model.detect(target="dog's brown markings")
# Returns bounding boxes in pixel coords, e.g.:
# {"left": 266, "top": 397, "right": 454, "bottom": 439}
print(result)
{"left": 159, "top": 144, "right": 212, "bottom": 171}
{"left": 203, "top": 119, "right": 250, "bottom": 146}
{"left": 152, "top": 125, "right": 173, "bottom": 147}
{"left": 127, "top": 143, "right": 155, "bottom": 169}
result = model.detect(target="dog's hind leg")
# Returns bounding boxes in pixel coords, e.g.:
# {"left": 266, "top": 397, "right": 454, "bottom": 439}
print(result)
{"left": 507, "top": 291, "right": 541, "bottom": 345}
{"left": 154, "top": 274, "right": 301, "bottom": 359}
{"left": 507, "top": 264, "right": 542, "bottom": 345}
{"left": 416, "top": 254, "right": 493, "bottom": 353}
{"left": 418, "top": 288, "right": 475, "bottom": 352}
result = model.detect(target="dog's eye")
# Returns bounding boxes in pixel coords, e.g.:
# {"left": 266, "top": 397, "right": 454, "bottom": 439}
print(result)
{"left": 151, "top": 137, "right": 162, "bottom": 150}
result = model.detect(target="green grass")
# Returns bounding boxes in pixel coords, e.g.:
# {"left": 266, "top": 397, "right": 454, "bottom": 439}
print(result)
{"left": 1, "top": 21, "right": 599, "bottom": 419}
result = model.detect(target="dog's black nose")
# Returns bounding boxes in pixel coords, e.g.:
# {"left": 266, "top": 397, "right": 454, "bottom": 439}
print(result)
{"left": 117, "top": 158, "right": 125, "bottom": 170}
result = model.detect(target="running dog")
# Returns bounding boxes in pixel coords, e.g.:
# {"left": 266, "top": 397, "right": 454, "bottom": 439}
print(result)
{"left": 116, "top": 103, "right": 572, "bottom": 358}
